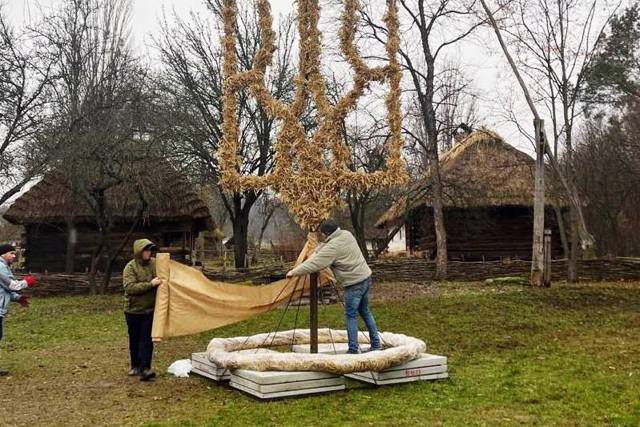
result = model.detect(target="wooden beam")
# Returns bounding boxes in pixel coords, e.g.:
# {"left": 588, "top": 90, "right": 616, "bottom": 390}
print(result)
{"left": 531, "top": 118, "right": 546, "bottom": 287}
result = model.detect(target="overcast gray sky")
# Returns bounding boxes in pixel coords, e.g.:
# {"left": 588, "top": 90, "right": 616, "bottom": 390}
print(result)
{"left": 3, "top": 0, "right": 557, "bottom": 156}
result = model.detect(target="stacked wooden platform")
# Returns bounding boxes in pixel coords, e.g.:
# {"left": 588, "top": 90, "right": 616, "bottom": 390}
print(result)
{"left": 191, "top": 351, "right": 345, "bottom": 399}
{"left": 191, "top": 344, "right": 448, "bottom": 399}
{"left": 191, "top": 352, "right": 231, "bottom": 382}
{"left": 230, "top": 370, "right": 345, "bottom": 399}
{"left": 345, "top": 354, "right": 448, "bottom": 385}
{"left": 291, "top": 343, "right": 448, "bottom": 385}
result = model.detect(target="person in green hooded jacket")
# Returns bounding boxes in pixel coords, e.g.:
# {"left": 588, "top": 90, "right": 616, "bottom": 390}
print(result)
{"left": 123, "top": 239, "right": 162, "bottom": 381}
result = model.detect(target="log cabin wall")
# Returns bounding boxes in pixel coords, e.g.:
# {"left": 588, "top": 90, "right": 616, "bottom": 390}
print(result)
{"left": 24, "top": 220, "right": 199, "bottom": 273}
{"left": 406, "top": 205, "right": 564, "bottom": 261}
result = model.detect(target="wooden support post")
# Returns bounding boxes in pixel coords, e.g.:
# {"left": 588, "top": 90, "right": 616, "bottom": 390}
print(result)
{"left": 310, "top": 271, "right": 319, "bottom": 354}
{"left": 543, "top": 229, "right": 552, "bottom": 287}
{"left": 531, "top": 118, "right": 546, "bottom": 287}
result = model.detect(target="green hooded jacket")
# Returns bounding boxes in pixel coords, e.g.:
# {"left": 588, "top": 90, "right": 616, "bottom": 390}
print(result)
{"left": 123, "top": 239, "right": 157, "bottom": 314}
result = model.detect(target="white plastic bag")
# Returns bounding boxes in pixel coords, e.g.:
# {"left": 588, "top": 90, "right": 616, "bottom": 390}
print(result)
{"left": 167, "top": 359, "right": 193, "bottom": 378}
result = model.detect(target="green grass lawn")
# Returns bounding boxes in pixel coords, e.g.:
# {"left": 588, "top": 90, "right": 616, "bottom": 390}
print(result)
{"left": 1, "top": 281, "right": 639, "bottom": 426}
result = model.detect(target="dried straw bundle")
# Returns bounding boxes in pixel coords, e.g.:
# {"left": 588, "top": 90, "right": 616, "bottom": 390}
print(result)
{"left": 220, "top": 0, "right": 408, "bottom": 228}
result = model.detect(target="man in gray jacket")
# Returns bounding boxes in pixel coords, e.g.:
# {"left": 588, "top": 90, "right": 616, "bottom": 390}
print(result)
{"left": 287, "top": 219, "right": 381, "bottom": 354}
{"left": 0, "top": 244, "right": 36, "bottom": 376}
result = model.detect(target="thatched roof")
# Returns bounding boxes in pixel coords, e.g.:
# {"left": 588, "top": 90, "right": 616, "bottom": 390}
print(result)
{"left": 376, "top": 129, "right": 538, "bottom": 227}
{"left": 3, "top": 164, "right": 214, "bottom": 228}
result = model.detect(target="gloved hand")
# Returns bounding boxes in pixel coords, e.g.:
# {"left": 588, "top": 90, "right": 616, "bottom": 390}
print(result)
{"left": 23, "top": 275, "right": 37, "bottom": 287}
{"left": 17, "top": 295, "right": 30, "bottom": 307}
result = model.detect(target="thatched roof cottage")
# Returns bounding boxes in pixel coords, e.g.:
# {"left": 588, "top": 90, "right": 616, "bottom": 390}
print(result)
{"left": 3, "top": 167, "right": 218, "bottom": 272}
{"left": 376, "top": 129, "right": 563, "bottom": 260}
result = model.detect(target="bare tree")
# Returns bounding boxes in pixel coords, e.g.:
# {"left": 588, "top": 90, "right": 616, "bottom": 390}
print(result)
{"left": 485, "top": 0, "right": 615, "bottom": 281}
{"left": 343, "top": 124, "right": 390, "bottom": 260}
{"left": 0, "top": 5, "right": 54, "bottom": 205}
{"left": 435, "top": 61, "right": 481, "bottom": 152}
{"left": 362, "top": 0, "right": 482, "bottom": 279}
{"left": 251, "top": 193, "right": 284, "bottom": 251}
{"left": 155, "top": 1, "right": 296, "bottom": 269}
{"left": 574, "top": 112, "right": 640, "bottom": 257}
{"left": 37, "top": 0, "right": 154, "bottom": 293}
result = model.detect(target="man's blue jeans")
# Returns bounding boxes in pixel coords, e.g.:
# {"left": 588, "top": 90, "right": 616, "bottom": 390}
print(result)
{"left": 344, "top": 277, "right": 381, "bottom": 353}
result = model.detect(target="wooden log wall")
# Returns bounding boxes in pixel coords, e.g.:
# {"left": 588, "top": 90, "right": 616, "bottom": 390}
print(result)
{"left": 24, "top": 222, "right": 195, "bottom": 273}
{"left": 408, "top": 205, "right": 564, "bottom": 261}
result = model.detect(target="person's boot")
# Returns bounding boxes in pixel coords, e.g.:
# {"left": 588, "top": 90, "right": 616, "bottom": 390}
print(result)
{"left": 140, "top": 368, "right": 156, "bottom": 381}
{"left": 0, "top": 368, "right": 9, "bottom": 376}
{"left": 128, "top": 367, "right": 141, "bottom": 377}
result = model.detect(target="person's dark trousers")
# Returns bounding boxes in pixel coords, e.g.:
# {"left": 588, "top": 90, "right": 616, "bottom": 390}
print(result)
{"left": 125, "top": 312, "right": 154, "bottom": 371}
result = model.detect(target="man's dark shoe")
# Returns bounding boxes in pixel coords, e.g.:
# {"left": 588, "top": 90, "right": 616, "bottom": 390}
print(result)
{"left": 128, "top": 367, "right": 141, "bottom": 377}
{"left": 140, "top": 368, "right": 156, "bottom": 381}
{"left": 347, "top": 349, "right": 360, "bottom": 355}
{"left": 363, "top": 346, "right": 382, "bottom": 353}
{"left": 0, "top": 368, "right": 9, "bottom": 376}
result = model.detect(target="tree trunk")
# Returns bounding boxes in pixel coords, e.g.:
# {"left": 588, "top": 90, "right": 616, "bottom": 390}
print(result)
{"left": 423, "top": 91, "right": 448, "bottom": 279}
{"left": 553, "top": 204, "right": 570, "bottom": 258}
{"left": 353, "top": 227, "right": 369, "bottom": 261}
{"left": 101, "top": 236, "right": 127, "bottom": 293}
{"left": 531, "top": 119, "right": 545, "bottom": 286}
{"left": 233, "top": 210, "right": 250, "bottom": 270}
{"left": 88, "top": 241, "right": 105, "bottom": 295}
{"left": 431, "top": 185, "right": 448, "bottom": 280}
{"left": 426, "top": 106, "right": 448, "bottom": 279}
{"left": 349, "top": 196, "right": 370, "bottom": 261}
{"left": 257, "top": 205, "right": 277, "bottom": 251}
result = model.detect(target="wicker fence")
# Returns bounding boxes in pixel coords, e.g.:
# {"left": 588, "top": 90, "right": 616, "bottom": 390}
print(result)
{"left": 369, "top": 258, "right": 640, "bottom": 283}
{"left": 25, "top": 257, "right": 640, "bottom": 296}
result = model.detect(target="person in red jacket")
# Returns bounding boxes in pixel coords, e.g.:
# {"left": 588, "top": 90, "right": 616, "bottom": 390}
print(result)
{"left": 0, "top": 244, "right": 37, "bottom": 376}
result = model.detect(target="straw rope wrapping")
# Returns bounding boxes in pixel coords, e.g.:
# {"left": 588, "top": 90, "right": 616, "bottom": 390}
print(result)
{"left": 219, "top": 0, "right": 409, "bottom": 229}
{"left": 206, "top": 329, "right": 426, "bottom": 374}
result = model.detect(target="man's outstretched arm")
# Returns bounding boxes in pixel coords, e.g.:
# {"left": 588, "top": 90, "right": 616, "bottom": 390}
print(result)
{"left": 287, "top": 243, "right": 337, "bottom": 277}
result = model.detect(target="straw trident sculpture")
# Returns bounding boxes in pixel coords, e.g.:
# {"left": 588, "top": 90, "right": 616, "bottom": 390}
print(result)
{"left": 219, "top": 0, "right": 408, "bottom": 230}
